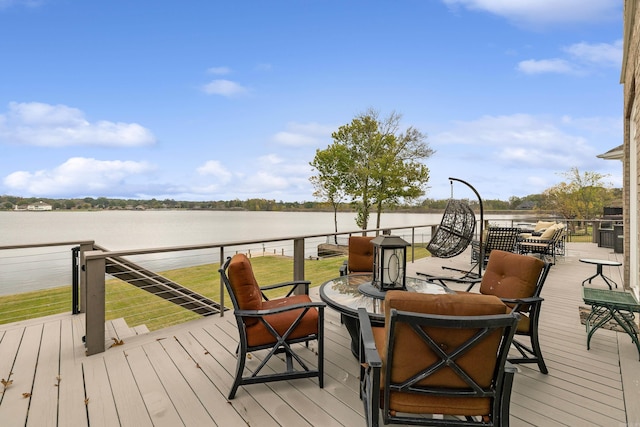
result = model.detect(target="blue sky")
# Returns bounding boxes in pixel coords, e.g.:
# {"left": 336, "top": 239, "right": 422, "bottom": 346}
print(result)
{"left": 0, "top": 0, "right": 624, "bottom": 202}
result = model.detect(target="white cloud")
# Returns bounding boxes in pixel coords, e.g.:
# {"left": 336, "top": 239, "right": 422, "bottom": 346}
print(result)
{"left": 196, "top": 160, "right": 232, "bottom": 182}
{"left": 433, "top": 113, "right": 595, "bottom": 169}
{"left": 271, "top": 122, "right": 334, "bottom": 147}
{"left": 426, "top": 113, "right": 621, "bottom": 200}
{"left": 517, "top": 40, "right": 622, "bottom": 76}
{"left": 0, "top": 0, "right": 43, "bottom": 9}
{"left": 207, "top": 66, "right": 231, "bottom": 75}
{"left": 202, "top": 79, "right": 248, "bottom": 97}
{"left": 244, "top": 171, "right": 290, "bottom": 192}
{"left": 563, "top": 40, "right": 623, "bottom": 67}
{"left": 517, "top": 59, "right": 575, "bottom": 75}
{"left": 3, "top": 157, "right": 155, "bottom": 196}
{"left": 0, "top": 102, "right": 156, "bottom": 147}
{"left": 442, "top": 0, "right": 620, "bottom": 27}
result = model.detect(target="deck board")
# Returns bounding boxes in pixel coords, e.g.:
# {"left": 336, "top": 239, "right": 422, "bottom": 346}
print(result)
{"left": 0, "top": 324, "right": 42, "bottom": 427}
{"left": 58, "top": 316, "right": 88, "bottom": 427}
{"left": 26, "top": 320, "right": 61, "bottom": 427}
{"left": 125, "top": 345, "right": 185, "bottom": 426}
{"left": 103, "top": 351, "right": 154, "bottom": 427}
{"left": 0, "top": 242, "right": 638, "bottom": 426}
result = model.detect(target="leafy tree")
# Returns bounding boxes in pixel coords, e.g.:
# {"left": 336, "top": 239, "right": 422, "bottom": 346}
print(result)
{"left": 310, "top": 142, "right": 352, "bottom": 240}
{"left": 540, "top": 167, "right": 613, "bottom": 220}
{"left": 312, "top": 109, "right": 433, "bottom": 231}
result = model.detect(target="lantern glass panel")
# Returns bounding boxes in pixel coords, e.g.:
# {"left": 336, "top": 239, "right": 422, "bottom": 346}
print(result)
{"left": 371, "top": 235, "right": 408, "bottom": 291}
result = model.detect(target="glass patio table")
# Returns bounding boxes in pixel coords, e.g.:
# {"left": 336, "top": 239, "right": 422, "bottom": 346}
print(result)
{"left": 319, "top": 273, "right": 452, "bottom": 357}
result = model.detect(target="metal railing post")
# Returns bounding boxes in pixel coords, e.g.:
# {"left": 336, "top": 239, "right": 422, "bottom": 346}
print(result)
{"left": 219, "top": 246, "right": 225, "bottom": 317}
{"left": 411, "top": 227, "right": 415, "bottom": 262}
{"left": 293, "top": 238, "right": 305, "bottom": 294}
{"left": 83, "top": 251, "right": 106, "bottom": 355}
{"left": 71, "top": 246, "right": 80, "bottom": 314}
{"left": 78, "top": 241, "right": 94, "bottom": 314}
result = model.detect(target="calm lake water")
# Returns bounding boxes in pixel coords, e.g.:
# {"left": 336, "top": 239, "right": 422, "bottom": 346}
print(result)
{"left": 0, "top": 210, "right": 530, "bottom": 295}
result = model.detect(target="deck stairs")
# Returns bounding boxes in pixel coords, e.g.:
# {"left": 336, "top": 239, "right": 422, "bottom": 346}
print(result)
{"left": 105, "top": 317, "right": 149, "bottom": 347}
{"left": 93, "top": 244, "right": 222, "bottom": 316}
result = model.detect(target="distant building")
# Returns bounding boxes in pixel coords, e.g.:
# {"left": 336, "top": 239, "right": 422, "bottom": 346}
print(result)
{"left": 25, "top": 201, "right": 53, "bottom": 211}
{"left": 516, "top": 201, "right": 536, "bottom": 210}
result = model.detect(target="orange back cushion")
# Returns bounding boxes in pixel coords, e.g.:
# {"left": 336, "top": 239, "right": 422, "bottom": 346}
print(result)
{"left": 480, "top": 250, "right": 544, "bottom": 300}
{"left": 228, "top": 254, "right": 262, "bottom": 325}
{"left": 348, "top": 236, "right": 375, "bottom": 272}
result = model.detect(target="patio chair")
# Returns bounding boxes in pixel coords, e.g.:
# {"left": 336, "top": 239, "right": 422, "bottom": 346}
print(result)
{"left": 219, "top": 254, "right": 325, "bottom": 399}
{"left": 470, "top": 227, "right": 520, "bottom": 267}
{"left": 517, "top": 223, "right": 566, "bottom": 264}
{"left": 339, "top": 235, "right": 375, "bottom": 276}
{"left": 359, "top": 291, "right": 519, "bottom": 426}
{"left": 426, "top": 198, "right": 476, "bottom": 260}
{"left": 421, "top": 177, "right": 484, "bottom": 279}
{"left": 430, "top": 250, "right": 552, "bottom": 374}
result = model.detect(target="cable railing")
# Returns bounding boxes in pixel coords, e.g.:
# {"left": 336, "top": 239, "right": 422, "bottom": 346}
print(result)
{"left": 0, "top": 218, "right": 606, "bottom": 356}
{"left": 79, "top": 224, "right": 443, "bottom": 355}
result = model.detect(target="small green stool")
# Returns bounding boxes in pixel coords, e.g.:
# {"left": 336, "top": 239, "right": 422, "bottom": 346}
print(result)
{"left": 582, "top": 287, "right": 640, "bottom": 360}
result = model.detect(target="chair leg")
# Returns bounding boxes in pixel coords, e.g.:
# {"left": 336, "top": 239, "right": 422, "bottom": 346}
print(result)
{"left": 318, "top": 310, "right": 324, "bottom": 388}
{"left": 530, "top": 331, "right": 548, "bottom": 374}
{"left": 509, "top": 337, "right": 548, "bottom": 374}
{"left": 229, "top": 343, "right": 247, "bottom": 399}
{"left": 500, "top": 365, "right": 516, "bottom": 427}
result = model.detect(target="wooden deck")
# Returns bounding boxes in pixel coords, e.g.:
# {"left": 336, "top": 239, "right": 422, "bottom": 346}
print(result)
{"left": 1, "top": 242, "right": 638, "bottom": 426}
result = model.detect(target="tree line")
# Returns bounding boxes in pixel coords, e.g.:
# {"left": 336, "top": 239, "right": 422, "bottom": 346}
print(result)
{"left": 0, "top": 194, "right": 542, "bottom": 212}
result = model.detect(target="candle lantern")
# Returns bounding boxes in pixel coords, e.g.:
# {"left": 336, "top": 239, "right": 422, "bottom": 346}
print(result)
{"left": 371, "top": 235, "right": 409, "bottom": 292}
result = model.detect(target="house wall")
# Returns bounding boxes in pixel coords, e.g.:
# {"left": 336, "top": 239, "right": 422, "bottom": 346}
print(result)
{"left": 622, "top": 0, "right": 640, "bottom": 298}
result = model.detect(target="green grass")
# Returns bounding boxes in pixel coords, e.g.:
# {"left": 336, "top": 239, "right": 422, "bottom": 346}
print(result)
{"left": 0, "top": 254, "right": 350, "bottom": 330}
{"left": 0, "top": 246, "right": 431, "bottom": 330}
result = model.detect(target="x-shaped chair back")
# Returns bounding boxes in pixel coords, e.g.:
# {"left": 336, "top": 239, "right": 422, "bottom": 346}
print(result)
{"left": 359, "top": 291, "right": 519, "bottom": 427}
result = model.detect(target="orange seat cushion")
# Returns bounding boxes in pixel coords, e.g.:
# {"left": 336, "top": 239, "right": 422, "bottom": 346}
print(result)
{"left": 246, "top": 294, "right": 319, "bottom": 347}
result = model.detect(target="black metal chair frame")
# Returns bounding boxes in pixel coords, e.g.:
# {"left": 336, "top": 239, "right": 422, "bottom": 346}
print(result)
{"left": 359, "top": 307, "right": 520, "bottom": 427}
{"left": 436, "top": 260, "right": 552, "bottom": 374}
{"left": 219, "top": 257, "right": 325, "bottom": 399}
{"left": 517, "top": 227, "right": 565, "bottom": 265}
{"left": 471, "top": 227, "right": 521, "bottom": 266}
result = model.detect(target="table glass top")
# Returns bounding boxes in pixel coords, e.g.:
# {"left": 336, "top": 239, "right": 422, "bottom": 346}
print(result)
{"left": 579, "top": 258, "right": 622, "bottom": 266}
{"left": 319, "top": 273, "right": 450, "bottom": 317}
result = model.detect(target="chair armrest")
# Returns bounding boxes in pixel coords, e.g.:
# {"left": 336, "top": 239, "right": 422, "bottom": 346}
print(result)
{"left": 500, "top": 296, "right": 543, "bottom": 312}
{"left": 260, "top": 280, "right": 311, "bottom": 298}
{"left": 518, "top": 237, "right": 552, "bottom": 244}
{"left": 235, "top": 301, "right": 326, "bottom": 318}
{"left": 500, "top": 296, "right": 543, "bottom": 304}
{"left": 416, "top": 272, "right": 479, "bottom": 290}
{"left": 357, "top": 308, "right": 382, "bottom": 368}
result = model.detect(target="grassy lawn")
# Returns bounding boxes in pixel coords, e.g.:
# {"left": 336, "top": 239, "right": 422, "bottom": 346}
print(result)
{"left": 0, "top": 255, "right": 353, "bottom": 330}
